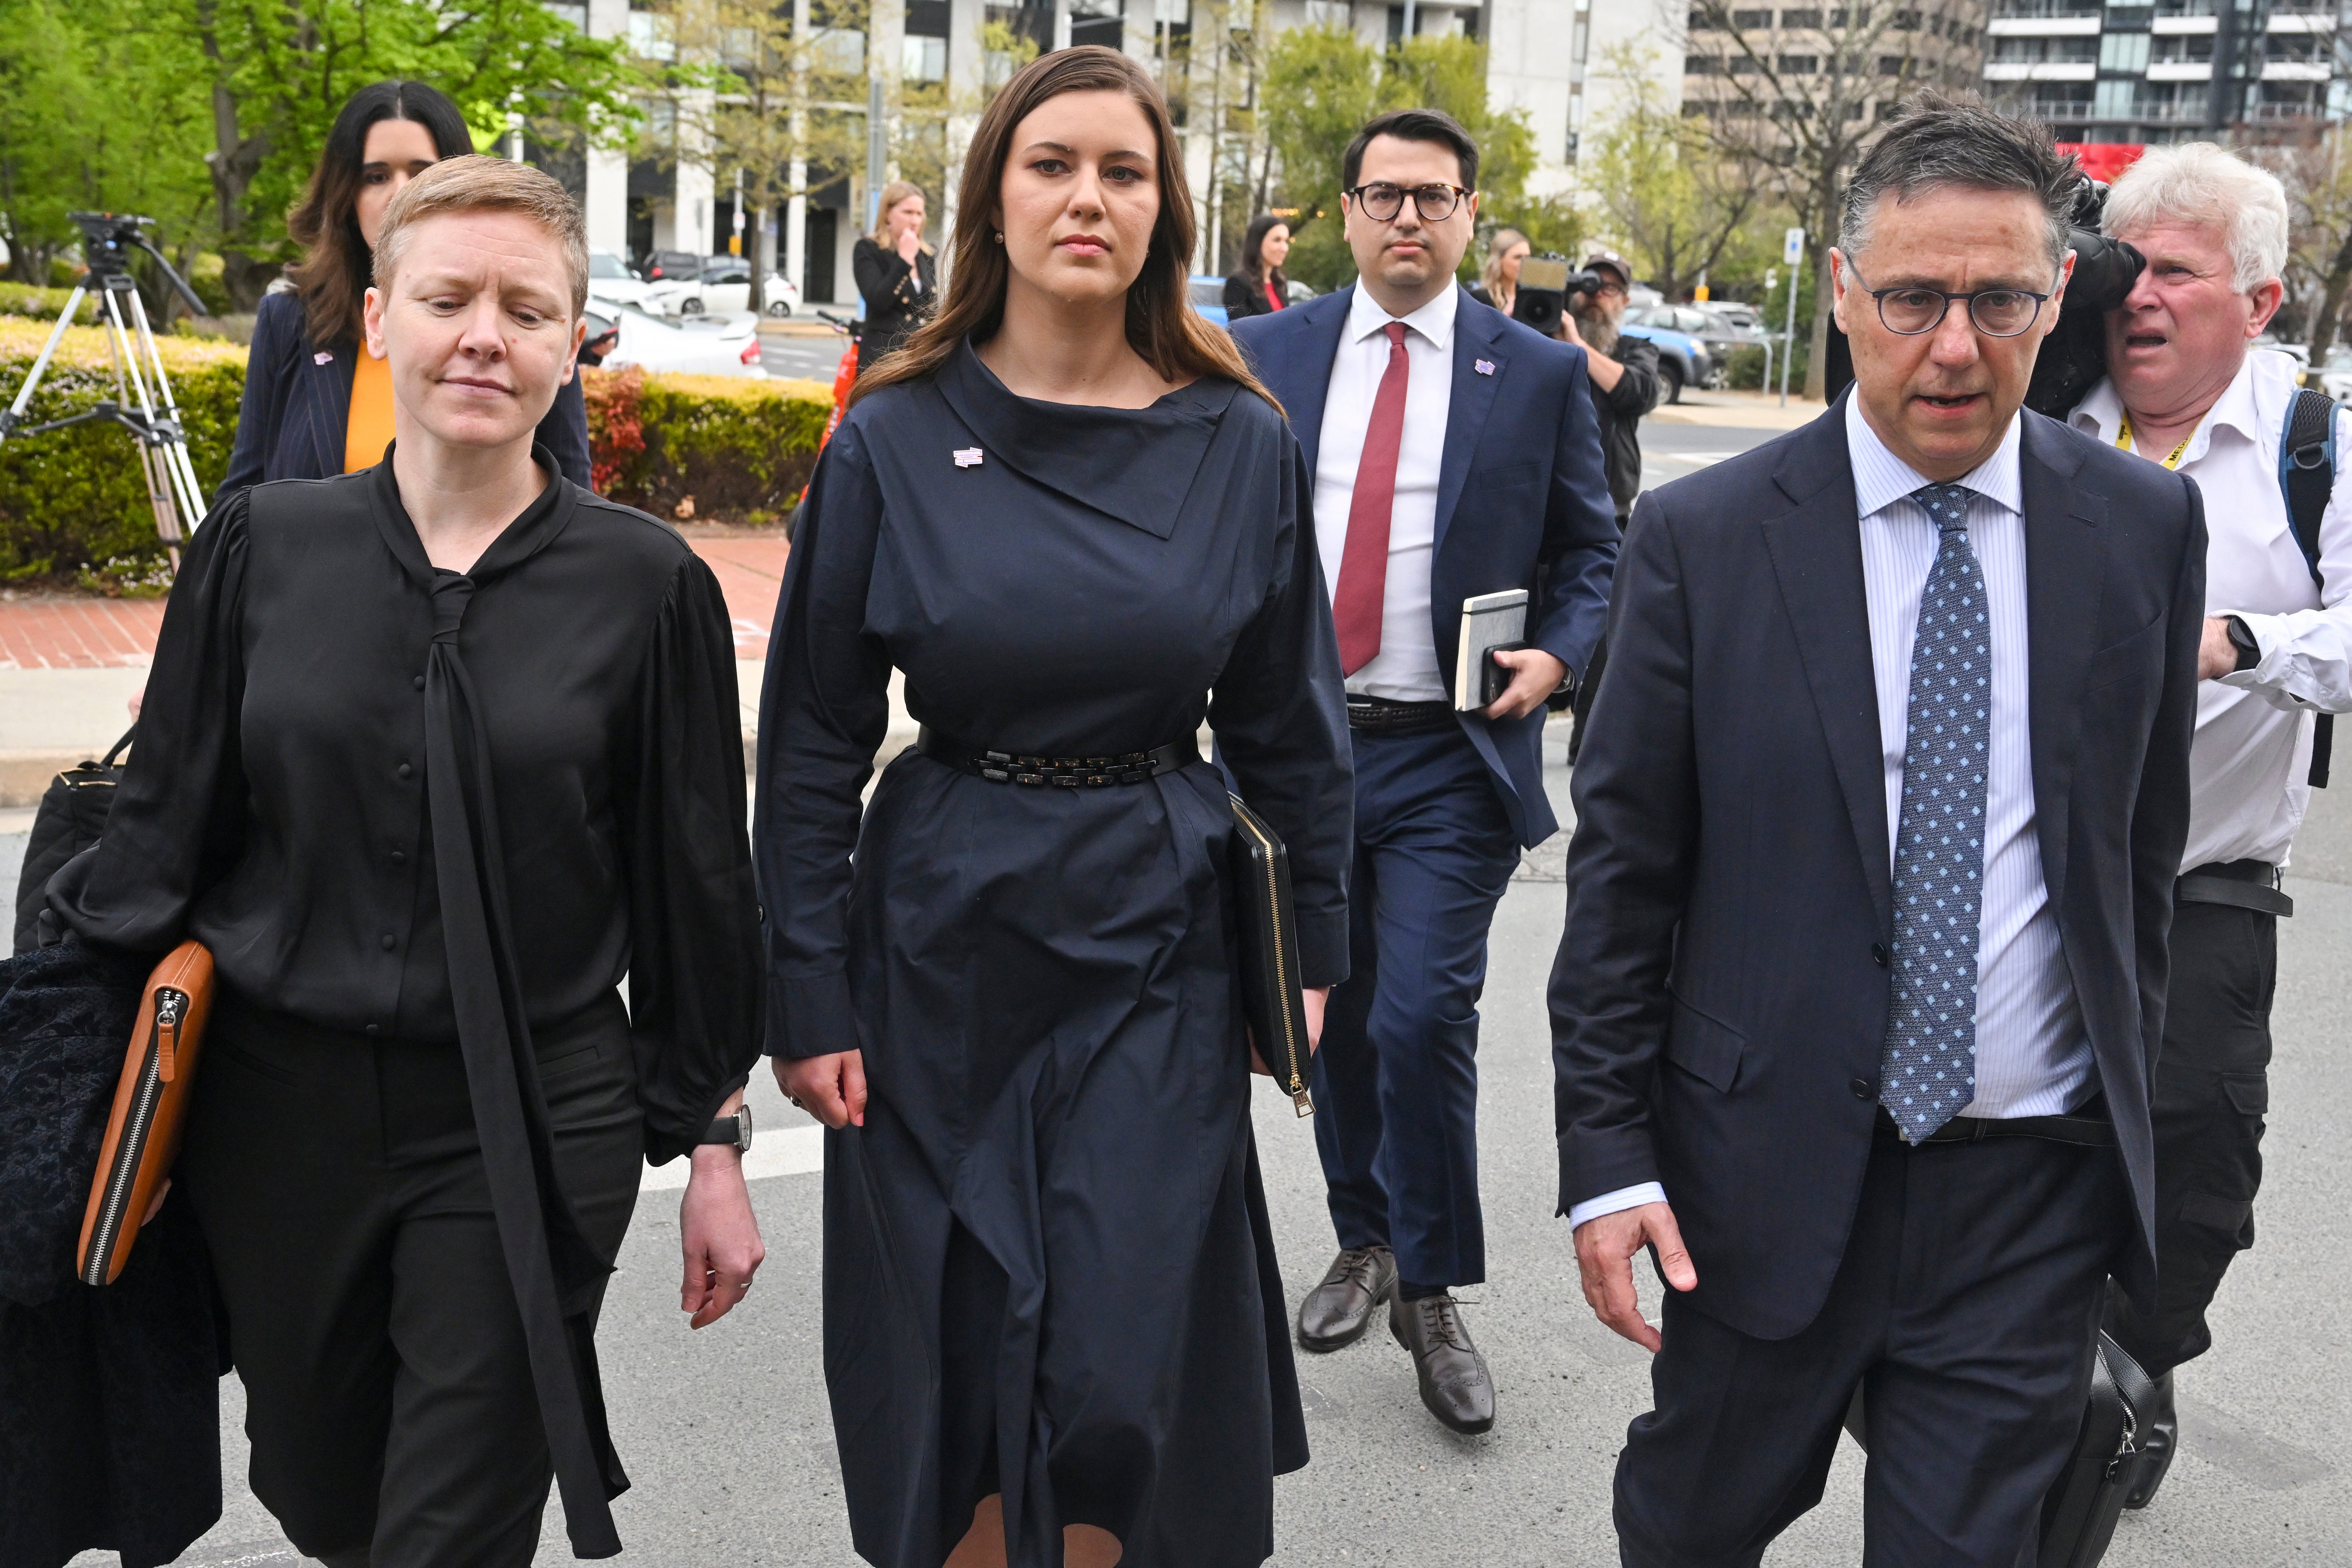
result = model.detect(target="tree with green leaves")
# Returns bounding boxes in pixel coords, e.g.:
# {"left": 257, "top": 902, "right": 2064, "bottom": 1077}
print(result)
{"left": 1584, "top": 44, "right": 1758, "bottom": 303}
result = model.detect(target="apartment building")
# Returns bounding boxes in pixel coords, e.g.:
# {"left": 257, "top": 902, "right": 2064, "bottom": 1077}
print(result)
{"left": 1677, "top": 3, "right": 1989, "bottom": 132}
{"left": 1983, "top": 0, "right": 2347, "bottom": 144}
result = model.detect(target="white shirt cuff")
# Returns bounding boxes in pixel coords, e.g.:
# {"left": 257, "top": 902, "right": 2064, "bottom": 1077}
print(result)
{"left": 1567, "top": 1182, "right": 1668, "bottom": 1231}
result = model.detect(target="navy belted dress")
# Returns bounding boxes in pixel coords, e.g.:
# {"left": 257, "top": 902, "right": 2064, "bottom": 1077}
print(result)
{"left": 756, "top": 340, "right": 1353, "bottom": 1568}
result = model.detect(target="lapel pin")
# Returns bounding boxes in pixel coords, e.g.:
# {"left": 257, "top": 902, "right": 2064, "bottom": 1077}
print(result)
{"left": 1474, "top": 358, "right": 1495, "bottom": 376}
{"left": 314, "top": 351, "right": 335, "bottom": 366}
{"left": 953, "top": 447, "right": 983, "bottom": 468}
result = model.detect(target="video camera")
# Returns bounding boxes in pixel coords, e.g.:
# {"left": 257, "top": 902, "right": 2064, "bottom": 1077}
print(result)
{"left": 1818, "top": 173, "right": 2144, "bottom": 419}
{"left": 67, "top": 211, "right": 208, "bottom": 313}
{"left": 1509, "top": 254, "right": 1609, "bottom": 338}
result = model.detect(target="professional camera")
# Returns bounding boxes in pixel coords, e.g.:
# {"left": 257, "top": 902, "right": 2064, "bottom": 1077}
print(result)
{"left": 1511, "top": 254, "right": 1605, "bottom": 337}
{"left": 1818, "top": 172, "right": 2145, "bottom": 418}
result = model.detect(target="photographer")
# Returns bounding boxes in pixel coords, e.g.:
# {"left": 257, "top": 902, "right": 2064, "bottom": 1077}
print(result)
{"left": 2067, "top": 142, "right": 2352, "bottom": 1509}
{"left": 1558, "top": 250, "right": 1659, "bottom": 522}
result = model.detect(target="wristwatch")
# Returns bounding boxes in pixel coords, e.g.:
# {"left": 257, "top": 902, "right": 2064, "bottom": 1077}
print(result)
{"left": 2224, "top": 615, "right": 2261, "bottom": 673}
{"left": 699, "top": 1106, "right": 753, "bottom": 1152}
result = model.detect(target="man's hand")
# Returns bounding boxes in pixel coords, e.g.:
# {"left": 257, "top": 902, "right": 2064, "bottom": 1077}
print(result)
{"left": 1556, "top": 311, "right": 1627, "bottom": 392}
{"left": 1573, "top": 1201, "right": 1698, "bottom": 1353}
{"left": 2198, "top": 615, "right": 2243, "bottom": 681}
{"left": 1483, "top": 647, "right": 1568, "bottom": 721}
{"left": 679, "top": 1094, "right": 765, "bottom": 1329}
{"left": 774, "top": 1049, "right": 868, "bottom": 1128}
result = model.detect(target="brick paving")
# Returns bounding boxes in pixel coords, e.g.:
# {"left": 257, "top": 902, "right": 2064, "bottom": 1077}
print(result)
{"left": 0, "top": 537, "right": 790, "bottom": 669}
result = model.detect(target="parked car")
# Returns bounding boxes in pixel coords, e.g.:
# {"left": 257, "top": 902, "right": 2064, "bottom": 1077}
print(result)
{"left": 2254, "top": 333, "right": 2311, "bottom": 369}
{"left": 595, "top": 302, "right": 766, "bottom": 378}
{"left": 1618, "top": 305, "right": 1718, "bottom": 404}
{"left": 587, "top": 248, "right": 661, "bottom": 311}
{"left": 637, "top": 249, "right": 706, "bottom": 285}
{"left": 1188, "top": 275, "right": 1229, "bottom": 327}
{"left": 647, "top": 255, "right": 802, "bottom": 318}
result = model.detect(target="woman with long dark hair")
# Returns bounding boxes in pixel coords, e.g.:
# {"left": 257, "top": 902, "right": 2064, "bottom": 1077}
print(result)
{"left": 1221, "top": 212, "right": 1291, "bottom": 321}
{"left": 218, "top": 80, "right": 592, "bottom": 496}
{"left": 758, "top": 45, "right": 1352, "bottom": 1568}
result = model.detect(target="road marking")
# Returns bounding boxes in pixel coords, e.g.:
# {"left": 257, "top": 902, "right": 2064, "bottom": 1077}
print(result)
{"left": 641, "top": 1123, "right": 824, "bottom": 1189}
{"left": 1659, "top": 452, "right": 1725, "bottom": 466}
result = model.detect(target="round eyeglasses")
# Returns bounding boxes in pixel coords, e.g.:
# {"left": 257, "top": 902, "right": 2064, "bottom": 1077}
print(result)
{"left": 1846, "top": 261, "right": 2055, "bottom": 339}
{"left": 1345, "top": 182, "right": 1473, "bottom": 223}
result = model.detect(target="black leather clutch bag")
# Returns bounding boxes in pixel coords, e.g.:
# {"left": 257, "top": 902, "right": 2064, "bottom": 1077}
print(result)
{"left": 1227, "top": 796, "right": 1313, "bottom": 1116}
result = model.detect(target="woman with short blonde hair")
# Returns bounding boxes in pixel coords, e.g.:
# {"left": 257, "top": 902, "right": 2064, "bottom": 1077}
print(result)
{"left": 853, "top": 178, "right": 938, "bottom": 372}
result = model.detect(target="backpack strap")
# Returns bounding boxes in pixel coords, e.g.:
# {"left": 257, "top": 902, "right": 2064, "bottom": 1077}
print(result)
{"left": 2277, "top": 388, "right": 2335, "bottom": 787}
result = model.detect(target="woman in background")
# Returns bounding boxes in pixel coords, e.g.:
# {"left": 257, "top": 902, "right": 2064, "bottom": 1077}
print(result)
{"left": 851, "top": 180, "right": 937, "bottom": 374}
{"left": 218, "top": 79, "right": 592, "bottom": 498}
{"left": 1221, "top": 213, "right": 1291, "bottom": 321}
{"left": 1469, "top": 226, "right": 1531, "bottom": 318}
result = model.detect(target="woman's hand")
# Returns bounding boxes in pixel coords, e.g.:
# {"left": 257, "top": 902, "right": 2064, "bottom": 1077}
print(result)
{"left": 896, "top": 225, "right": 921, "bottom": 264}
{"left": 1249, "top": 987, "right": 1332, "bottom": 1076}
{"left": 775, "top": 1050, "right": 868, "bottom": 1128}
{"left": 679, "top": 1099, "right": 765, "bottom": 1329}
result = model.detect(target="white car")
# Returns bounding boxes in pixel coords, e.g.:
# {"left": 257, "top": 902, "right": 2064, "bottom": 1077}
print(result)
{"left": 586, "top": 248, "right": 660, "bottom": 310}
{"left": 646, "top": 256, "right": 801, "bottom": 318}
{"left": 594, "top": 303, "right": 767, "bottom": 378}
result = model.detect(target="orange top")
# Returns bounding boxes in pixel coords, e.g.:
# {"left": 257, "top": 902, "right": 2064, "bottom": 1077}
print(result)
{"left": 344, "top": 349, "right": 396, "bottom": 473}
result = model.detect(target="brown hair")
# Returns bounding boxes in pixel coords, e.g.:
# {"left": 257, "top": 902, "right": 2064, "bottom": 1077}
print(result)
{"left": 286, "top": 80, "right": 474, "bottom": 349}
{"left": 848, "top": 47, "right": 1274, "bottom": 411}
{"left": 869, "top": 179, "right": 934, "bottom": 253}
{"left": 373, "top": 156, "right": 590, "bottom": 320}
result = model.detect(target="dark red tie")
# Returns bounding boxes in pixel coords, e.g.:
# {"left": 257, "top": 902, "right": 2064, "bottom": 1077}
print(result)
{"left": 1333, "top": 322, "right": 1410, "bottom": 676}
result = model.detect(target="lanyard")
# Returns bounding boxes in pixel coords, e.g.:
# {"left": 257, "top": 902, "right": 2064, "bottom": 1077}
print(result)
{"left": 2116, "top": 410, "right": 2196, "bottom": 471}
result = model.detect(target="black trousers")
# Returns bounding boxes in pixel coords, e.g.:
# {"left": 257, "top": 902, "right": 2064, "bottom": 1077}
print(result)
{"left": 1614, "top": 1122, "right": 2128, "bottom": 1568}
{"left": 2108, "top": 899, "right": 2277, "bottom": 1378}
{"left": 177, "top": 992, "right": 643, "bottom": 1568}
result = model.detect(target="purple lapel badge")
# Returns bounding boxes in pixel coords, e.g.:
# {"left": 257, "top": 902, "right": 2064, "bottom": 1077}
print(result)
{"left": 314, "top": 351, "right": 335, "bottom": 365}
{"left": 953, "top": 447, "right": 983, "bottom": 468}
{"left": 1473, "top": 358, "right": 1495, "bottom": 376}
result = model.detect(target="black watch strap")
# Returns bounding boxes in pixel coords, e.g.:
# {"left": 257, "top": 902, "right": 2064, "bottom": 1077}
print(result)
{"left": 699, "top": 1107, "right": 752, "bottom": 1152}
{"left": 2226, "top": 615, "right": 2261, "bottom": 673}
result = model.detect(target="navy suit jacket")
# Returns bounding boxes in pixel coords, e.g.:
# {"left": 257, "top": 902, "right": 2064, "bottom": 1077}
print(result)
{"left": 1550, "top": 398, "right": 2205, "bottom": 1339}
{"left": 1230, "top": 285, "right": 1618, "bottom": 847}
{"left": 218, "top": 291, "right": 592, "bottom": 503}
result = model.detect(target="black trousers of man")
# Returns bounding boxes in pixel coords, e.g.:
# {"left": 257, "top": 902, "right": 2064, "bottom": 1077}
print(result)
{"left": 2108, "top": 895, "right": 2277, "bottom": 1377}
{"left": 1614, "top": 1118, "right": 2129, "bottom": 1568}
{"left": 178, "top": 993, "right": 644, "bottom": 1568}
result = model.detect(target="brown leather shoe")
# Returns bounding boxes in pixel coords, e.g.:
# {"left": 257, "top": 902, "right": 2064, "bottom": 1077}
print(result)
{"left": 1390, "top": 1292, "right": 1495, "bottom": 1435}
{"left": 1296, "top": 1245, "right": 1397, "bottom": 1351}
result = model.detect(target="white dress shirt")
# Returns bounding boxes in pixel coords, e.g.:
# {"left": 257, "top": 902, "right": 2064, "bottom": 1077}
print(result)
{"left": 2070, "top": 349, "right": 2352, "bottom": 873}
{"left": 1569, "top": 399, "right": 2093, "bottom": 1231}
{"left": 1313, "top": 284, "right": 1456, "bottom": 703}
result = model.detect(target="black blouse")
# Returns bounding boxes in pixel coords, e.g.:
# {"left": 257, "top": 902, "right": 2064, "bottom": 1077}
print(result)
{"left": 50, "top": 455, "right": 762, "bottom": 1161}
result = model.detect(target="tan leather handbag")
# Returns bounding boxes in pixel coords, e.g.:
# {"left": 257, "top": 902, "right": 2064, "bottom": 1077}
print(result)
{"left": 76, "top": 940, "right": 214, "bottom": 1285}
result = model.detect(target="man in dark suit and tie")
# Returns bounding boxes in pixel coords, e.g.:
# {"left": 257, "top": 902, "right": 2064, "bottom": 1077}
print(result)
{"left": 1231, "top": 108, "right": 1617, "bottom": 1435}
{"left": 1552, "top": 97, "right": 2205, "bottom": 1562}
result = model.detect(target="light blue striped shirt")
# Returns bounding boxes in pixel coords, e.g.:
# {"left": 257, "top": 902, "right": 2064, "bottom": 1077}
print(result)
{"left": 1567, "top": 400, "right": 2094, "bottom": 1233}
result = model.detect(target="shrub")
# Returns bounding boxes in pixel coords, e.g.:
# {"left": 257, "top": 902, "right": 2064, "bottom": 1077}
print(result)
{"left": 582, "top": 367, "right": 830, "bottom": 520}
{"left": 0, "top": 284, "right": 97, "bottom": 326}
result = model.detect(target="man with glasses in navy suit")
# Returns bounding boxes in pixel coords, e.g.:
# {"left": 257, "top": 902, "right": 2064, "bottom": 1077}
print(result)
{"left": 1229, "top": 107, "right": 1617, "bottom": 1437}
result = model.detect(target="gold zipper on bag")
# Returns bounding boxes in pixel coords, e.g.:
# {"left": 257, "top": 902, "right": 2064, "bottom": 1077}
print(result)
{"left": 1235, "top": 808, "right": 1313, "bottom": 1117}
{"left": 81, "top": 986, "right": 185, "bottom": 1286}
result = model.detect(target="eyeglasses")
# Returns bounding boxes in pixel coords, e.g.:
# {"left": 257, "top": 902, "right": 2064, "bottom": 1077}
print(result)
{"left": 1345, "top": 182, "right": 1473, "bottom": 223}
{"left": 1845, "top": 261, "right": 2055, "bottom": 339}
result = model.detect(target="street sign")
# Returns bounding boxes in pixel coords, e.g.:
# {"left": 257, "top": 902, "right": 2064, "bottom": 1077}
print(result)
{"left": 1783, "top": 227, "right": 1805, "bottom": 266}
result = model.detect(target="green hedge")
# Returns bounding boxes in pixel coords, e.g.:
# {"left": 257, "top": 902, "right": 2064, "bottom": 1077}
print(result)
{"left": 0, "top": 323, "right": 827, "bottom": 587}
{"left": 0, "top": 283, "right": 98, "bottom": 326}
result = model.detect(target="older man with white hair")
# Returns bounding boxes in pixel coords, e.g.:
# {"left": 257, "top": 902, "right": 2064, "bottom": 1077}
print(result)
{"left": 2069, "top": 140, "right": 2352, "bottom": 1509}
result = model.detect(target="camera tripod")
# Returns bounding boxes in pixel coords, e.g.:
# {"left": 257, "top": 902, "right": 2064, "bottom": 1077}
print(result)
{"left": 0, "top": 212, "right": 211, "bottom": 568}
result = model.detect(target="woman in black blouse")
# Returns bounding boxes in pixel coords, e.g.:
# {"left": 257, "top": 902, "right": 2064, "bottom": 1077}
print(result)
{"left": 219, "top": 80, "right": 592, "bottom": 499}
{"left": 850, "top": 179, "right": 938, "bottom": 374}
{"left": 1221, "top": 212, "right": 1291, "bottom": 321}
{"left": 761, "top": 47, "right": 1351, "bottom": 1568}
{"left": 51, "top": 158, "right": 763, "bottom": 1566}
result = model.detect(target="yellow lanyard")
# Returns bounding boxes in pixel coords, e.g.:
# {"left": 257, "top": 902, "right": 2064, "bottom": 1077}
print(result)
{"left": 2115, "top": 410, "right": 2195, "bottom": 471}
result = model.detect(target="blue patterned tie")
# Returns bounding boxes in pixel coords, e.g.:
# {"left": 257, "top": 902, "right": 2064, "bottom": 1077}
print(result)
{"left": 1880, "top": 482, "right": 1991, "bottom": 1144}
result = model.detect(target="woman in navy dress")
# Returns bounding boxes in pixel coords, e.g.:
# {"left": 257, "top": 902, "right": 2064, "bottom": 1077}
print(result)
{"left": 756, "top": 46, "right": 1351, "bottom": 1568}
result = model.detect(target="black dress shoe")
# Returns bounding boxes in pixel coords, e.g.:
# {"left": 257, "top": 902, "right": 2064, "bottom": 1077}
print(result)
{"left": 2124, "top": 1370, "right": 2178, "bottom": 1509}
{"left": 1390, "top": 1292, "right": 1495, "bottom": 1435}
{"left": 1296, "top": 1245, "right": 1397, "bottom": 1352}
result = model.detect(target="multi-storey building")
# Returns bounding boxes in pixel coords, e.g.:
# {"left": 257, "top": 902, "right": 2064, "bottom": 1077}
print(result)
{"left": 1983, "top": 0, "right": 2347, "bottom": 144}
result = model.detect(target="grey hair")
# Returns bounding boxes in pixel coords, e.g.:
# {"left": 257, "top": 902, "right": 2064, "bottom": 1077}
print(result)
{"left": 2100, "top": 142, "right": 2288, "bottom": 292}
{"left": 1839, "top": 93, "right": 2078, "bottom": 278}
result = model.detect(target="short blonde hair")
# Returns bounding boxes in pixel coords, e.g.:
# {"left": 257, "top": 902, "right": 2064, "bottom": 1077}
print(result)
{"left": 1481, "top": 228, "right": 1529, "bottom": 297}
{"left": 869, "top": 179, "right": 932, "bottom": 252}
{"left": 2102, "top": 143, "right": 2289, "bottom": 293}
{"left": 373, "top": 154, "right": 589, "bottom": 318}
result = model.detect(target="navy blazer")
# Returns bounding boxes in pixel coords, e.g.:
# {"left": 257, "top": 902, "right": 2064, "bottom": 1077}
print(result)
{"left": 1231, "top": 285, "right": 1619, "bottom": 847}
{"left": 218, "top": 291, "right": 593, "bottom": 504}
{"left": 1550, "top": 398, "right": 2205, "bottom": 1340}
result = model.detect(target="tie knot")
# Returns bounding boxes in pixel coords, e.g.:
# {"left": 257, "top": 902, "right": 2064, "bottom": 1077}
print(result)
{"left": 429, "top": 571, "right": 476, "bottom": 644}
{"left": 1383, "top": 321, "right": 1407, "bottom": 350}
{"left": 1911, "top": 482, "right": 1976, "bottom": 535}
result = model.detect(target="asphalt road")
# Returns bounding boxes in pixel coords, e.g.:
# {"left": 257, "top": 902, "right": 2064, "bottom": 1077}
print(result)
{"left": 38, "top": 409, "right": 2352, "bottom": 1566}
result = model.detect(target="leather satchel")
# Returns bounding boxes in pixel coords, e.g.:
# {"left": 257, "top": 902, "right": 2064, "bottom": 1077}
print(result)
{"left": 13, "top": 724, "right": 134, "bottom": 955}
{"left": 75, "top": 940, "right": 215, "bottom": 1286}
{"left": 1227, "top": 796, "right": 1313, "bottom": 1116}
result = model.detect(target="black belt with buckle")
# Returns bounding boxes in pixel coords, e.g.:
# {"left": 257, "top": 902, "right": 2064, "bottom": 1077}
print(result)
{"left": 916, "top": 725, "right": 1198, "bottom": 788}
{"left": 1345, "top": 696, "right": 1456, "bottom": 735}
{"left": 2177, "top": 858, "right": 2293, "bottom": 918}
{"left": 1874, "top": 1101, "right": 2118, "bottom": 1149}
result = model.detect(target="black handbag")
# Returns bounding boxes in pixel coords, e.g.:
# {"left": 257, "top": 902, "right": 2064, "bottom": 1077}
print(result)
{"left": 14, "top": 725, "right": 134, "bottom": 955}
{"left": 1842, "top": 1330, "right": 2154, "bottom": 1566}
{"left": 1226, "top": 796, "right": 1313, "bottom": 1115}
